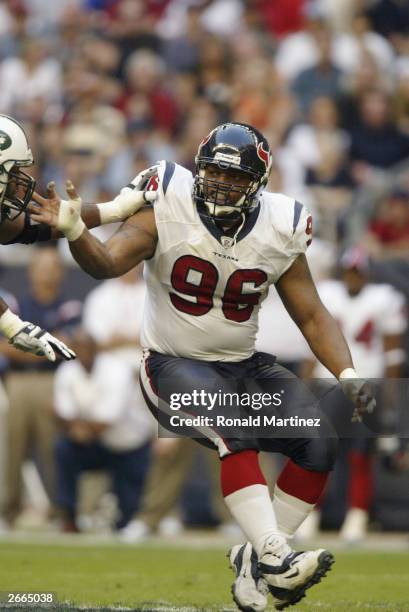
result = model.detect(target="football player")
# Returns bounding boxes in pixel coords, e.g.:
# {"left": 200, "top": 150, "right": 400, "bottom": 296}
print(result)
{"left": 300, "top": 247, "right": 406, "bottom": 543}
{"left": 0, "top": 114, "right": 153, "bottom": 361}
{"left": 30, "top": 122, "right": 375, "bottom": 611}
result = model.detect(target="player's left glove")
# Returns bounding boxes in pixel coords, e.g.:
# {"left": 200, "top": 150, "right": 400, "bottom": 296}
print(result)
{"left": 339, "top": 368, "right": 376, "bottom": 423}
{"left": 10, "top": 324, "right": 76, "bottom": 361}
{"left": 0, "top": 309, "right": 76, "bottom": 362}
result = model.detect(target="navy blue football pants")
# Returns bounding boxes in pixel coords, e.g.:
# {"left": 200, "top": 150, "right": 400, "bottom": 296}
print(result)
{"left": 140, "top": 350, "right": 338, "bottom": 472}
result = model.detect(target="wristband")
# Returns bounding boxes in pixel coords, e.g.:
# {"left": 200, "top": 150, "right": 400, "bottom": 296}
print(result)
{"left": 0, "top": 309, "right": 25, "bottom": 339}
{"left": 65, "top": 217, "right": 85, "bottom": 242}
{"left": 338, "top": 368, "right": 359, "bottom": 380}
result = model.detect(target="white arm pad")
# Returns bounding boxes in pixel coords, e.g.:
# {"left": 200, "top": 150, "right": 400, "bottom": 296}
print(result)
{"left": 97, "top": 190, "right": 157, "bottom": 225}
{"left": 0, "top": 309, "right": 25, "bottom": 339}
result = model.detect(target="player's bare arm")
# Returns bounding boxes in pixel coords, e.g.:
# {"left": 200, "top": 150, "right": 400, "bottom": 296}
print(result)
{"left": 29, "top": 180, "right": 158, "bottom": 278}
{"left": 276, "top": 254, "right": 353, "bottom": 378}
{"left": 69, "top": 208, "right": 157, "bottom": 278}
{"left": 277, "top": 254, "right": 375, "bottom": 419}
{"left": 0, "top": 214, "right": 26, "bottom": 243}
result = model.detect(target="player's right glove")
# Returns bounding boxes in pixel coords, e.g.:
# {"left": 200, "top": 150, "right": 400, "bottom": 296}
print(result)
{"left": 0, "top": 309, "right": 76, "bottom": 362}
{"left": 339, "top": 368, "right": 376, "bottom": 423}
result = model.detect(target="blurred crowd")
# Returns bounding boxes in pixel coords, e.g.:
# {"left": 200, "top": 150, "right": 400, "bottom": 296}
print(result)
{"left": 0, "top": 0, "right": 408, "bottom": 258}
{"left": 1, "top": 0, "right": 409, "bottom": 541}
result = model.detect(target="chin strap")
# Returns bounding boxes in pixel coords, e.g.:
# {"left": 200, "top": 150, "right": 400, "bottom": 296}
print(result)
{"left": 232, "top": 213, "right": 246, "bottom": 245}
{"left": 229, "top": 213, "right": 246, "bottom": 259}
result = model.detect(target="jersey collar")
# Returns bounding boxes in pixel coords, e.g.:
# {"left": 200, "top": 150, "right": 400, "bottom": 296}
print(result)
{"left": 197, "top": 201, "right": 260, "bottom": 246}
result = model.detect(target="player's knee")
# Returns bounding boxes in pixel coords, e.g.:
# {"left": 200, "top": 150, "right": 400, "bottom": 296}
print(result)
{"left": 296, "top": 437, "right": 339, "bottom": 472}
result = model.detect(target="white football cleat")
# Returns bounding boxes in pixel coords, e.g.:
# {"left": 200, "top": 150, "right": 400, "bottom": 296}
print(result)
{"left": 229, "top": 543, "right": 269, "bottom": 612}
{"left": 258, "top": 539, "right": 335, "bottom": 610}
{"left": 339, "top": 508, "right": 368, "bottom": 543}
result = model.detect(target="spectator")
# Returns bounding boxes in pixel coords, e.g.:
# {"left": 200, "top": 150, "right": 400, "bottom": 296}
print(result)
{"left": 348, "top": 89, "right": 409, "bottom": 184}
{"left": 121, "top": 49, "right": 179, "bottom": 134}
{"left": 120, "top": 437, "right": 234, "bottom": 542}
{"left": 0, "top": 37, "right": 62, "bottom": 119}
{"left": 364, "top": 189, "right": 409, "bottom": 260}
{"left": 54, "top": 328, "right": 154, "bottom": 532}
{"left": 334, "top": 12, "right": 395, "bottom": 76}
{"left": 366, "top": 0, "right": 409, "bottom": 40}
{"left": 82, "top": 265, "right": 145, "bottom": 366}
{"left": 291, "top": 29, "right": 344, "bottom": 116}
{"left": 0, "top": 288, "right": 19, "bottom": 530}
{"left": 1, "top": 247, "right": 81, "bottom": 526}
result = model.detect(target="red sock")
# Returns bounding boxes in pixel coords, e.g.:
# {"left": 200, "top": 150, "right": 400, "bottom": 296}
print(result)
{"left": 348, "top": 450, "right": 373, "bottom": 510}
{"left": 277, "top": 460, "right": 329, "bottom": 505}
{"left": 221, "top": 450, "right": 267, "bottom": 497}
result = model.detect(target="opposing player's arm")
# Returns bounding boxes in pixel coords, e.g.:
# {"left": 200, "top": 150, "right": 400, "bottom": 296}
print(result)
{"left": 0, "top": 199, "right": 101, "bottom": 245}
{"left": 69, "top": 207, "right": 157, "bottom": 279}
{"left": 28, "top": 180, "right": 155, "bottom": 239}
{"left": 27, "top": 180, "right": 158, "bottom": 277}
{"left": 0, "top": 215, "right": 26, "bottom": 244}
{"left": 276, "top": 254, "right": 353, "bottom": 378}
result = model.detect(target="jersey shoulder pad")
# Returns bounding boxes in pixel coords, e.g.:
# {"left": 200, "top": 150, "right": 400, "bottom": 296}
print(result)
{"left": 156, "top": 161, "right": 193, "bottom": 196}
{"left": 264, "top": 192, "right": 312, "bottom": 256}
{"left": 120, "top": 161, "right": 193, "bottom": 205}
{"left": 150, "top": 161, "right": 195, "bottom": 224}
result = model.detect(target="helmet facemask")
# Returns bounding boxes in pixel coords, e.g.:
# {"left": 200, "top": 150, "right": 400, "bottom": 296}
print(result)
{"left": 0, "top": 162, "right": 36, "bottom": 222}
{"left": 194, "top": 161, "right": 263, "bottom": 224}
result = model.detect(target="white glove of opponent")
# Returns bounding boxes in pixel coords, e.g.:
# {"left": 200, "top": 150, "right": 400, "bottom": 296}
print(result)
{"left": 0, "top": 308, "right": 76, "bottom": 362}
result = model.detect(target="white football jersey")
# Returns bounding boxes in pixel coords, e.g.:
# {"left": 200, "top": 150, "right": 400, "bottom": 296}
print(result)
{"left": 133, "top": 161, "right": 311, "bottom": 362}
{"left": 313, "top": 280, "right": 406, "bottom": 378}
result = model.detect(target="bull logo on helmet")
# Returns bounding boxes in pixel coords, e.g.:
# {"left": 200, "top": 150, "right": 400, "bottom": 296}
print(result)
{"left": 0, "top": 131, "right": 12, "bottom": 151}
{"left": 256, "top": 142, "right": 270, "bottom": 171}
{"left": 200, "top": 130, "right": 214, "bottom": 148}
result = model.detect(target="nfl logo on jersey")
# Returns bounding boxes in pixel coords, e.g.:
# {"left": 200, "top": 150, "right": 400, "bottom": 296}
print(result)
{"left": 221, "top": 236, "right": 234, "bottom": 249}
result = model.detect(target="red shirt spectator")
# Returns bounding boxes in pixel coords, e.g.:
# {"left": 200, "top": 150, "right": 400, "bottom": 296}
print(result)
{"left": 253, "top": 0, "right": 306, "bottom": 38}
{"left": 368, "top": 190, "right": 409, "bottom": 248}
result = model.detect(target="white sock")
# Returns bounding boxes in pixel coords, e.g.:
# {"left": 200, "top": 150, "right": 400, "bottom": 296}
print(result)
{"left": 273, "top": 484, "right": 315, "bottom": 538}
{"left": 224, "top": 484, "right": 287, "bottom": 556}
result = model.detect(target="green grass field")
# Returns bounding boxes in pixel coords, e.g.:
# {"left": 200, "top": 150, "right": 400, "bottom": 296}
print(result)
{"left": 0, "top": 540, "right": 409, "bottom": 611}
